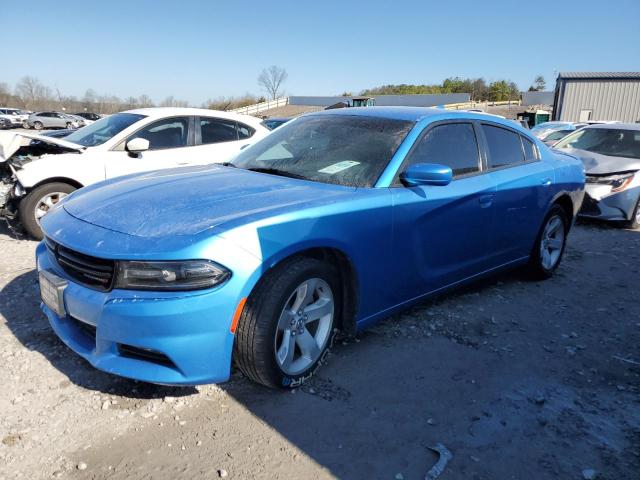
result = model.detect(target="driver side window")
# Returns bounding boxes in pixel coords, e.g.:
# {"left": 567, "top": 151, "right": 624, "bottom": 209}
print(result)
{"left": 405, "top": 123, "right": 481, "bottom": 178}
{"left": 129, "top": 117, "right": 189, "bottom": 151}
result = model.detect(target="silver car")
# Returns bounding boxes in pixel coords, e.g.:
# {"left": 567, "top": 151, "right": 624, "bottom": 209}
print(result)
{"left": 554, "top": 123, "right": 640, "bottom": 228}
{"left": 27, "top": 112, "right": 80, "bottom": 130}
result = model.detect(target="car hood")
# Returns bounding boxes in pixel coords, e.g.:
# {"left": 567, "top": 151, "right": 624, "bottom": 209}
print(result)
{"left": 62, "top": 165, "right": 356, "bottom": 237}
{"left": 559, "top": 148, "right": 640, "bottom": 175}
{"left": 0, "top": 131, "right": 84, "bottom": 161}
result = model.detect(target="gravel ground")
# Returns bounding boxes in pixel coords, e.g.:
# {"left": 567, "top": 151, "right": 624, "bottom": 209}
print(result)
{"left": 0, "top": 221, "right": 639, "bottom": 480}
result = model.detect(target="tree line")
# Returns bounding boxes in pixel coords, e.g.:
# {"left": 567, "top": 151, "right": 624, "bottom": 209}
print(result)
{"left": 360, "top": 76, "right": 547, "bottom": 102}
{"left": 0, "top": 76, "right": 266, "bottom": 114}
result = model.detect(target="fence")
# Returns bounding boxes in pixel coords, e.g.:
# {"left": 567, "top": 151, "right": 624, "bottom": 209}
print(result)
{"left": 230, "top": 97, "right": 288, "bottom": 115}
{"left": 444, "top": 100, "right": 522, "bottom": 110}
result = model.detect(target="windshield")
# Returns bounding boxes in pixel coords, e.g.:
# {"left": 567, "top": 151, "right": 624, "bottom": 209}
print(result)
{"left": 555, "top": 128, "right": 640, "bottom": 160}
{"left": 64, "top": 113, "right": 146, "bottom": 147}
{"left": 232, "top": 115, "right": 414, "bottom": 187}
{"left": 544, "top": 130, "right": 573, "bottom": 141}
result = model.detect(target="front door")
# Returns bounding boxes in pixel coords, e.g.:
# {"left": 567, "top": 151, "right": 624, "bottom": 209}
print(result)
{"left": 104, "top": 116, "right": 194, "bottom": 178}
{"left": 391, "top": 121, "right": 497, "bottom": 304}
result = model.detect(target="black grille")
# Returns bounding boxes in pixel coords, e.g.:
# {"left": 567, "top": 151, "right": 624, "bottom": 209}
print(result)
{"left": 70, "top": 316, "right": 97, "bottom": 341}
{"left": 46, "top": 238, "right": 115, "bottom": 291}
{"left": 117, "top": 344, "right": 175, "bottom": 367}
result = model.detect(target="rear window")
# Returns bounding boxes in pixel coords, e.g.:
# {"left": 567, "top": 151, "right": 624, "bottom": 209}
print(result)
{"left": 521, "top": 136, "right": 538, "bottom": 160}
{"left": 482, "top": 124, "right": 525, "bottom": 168}
{"left": 200, "top": 118, "right": 238, "bottom": 144}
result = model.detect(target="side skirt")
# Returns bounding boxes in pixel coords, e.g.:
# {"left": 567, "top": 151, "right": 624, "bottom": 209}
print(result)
{"left": 356, "top": 256, "right": 530, "bottom": 331}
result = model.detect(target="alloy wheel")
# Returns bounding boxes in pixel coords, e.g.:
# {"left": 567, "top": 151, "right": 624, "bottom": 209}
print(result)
{"left": 34, "top": 192, "right": 67, "bottom": 223}
{"left": 540, "top": 214, "right": 565, "bottom": 270}
{"left": 274, "top": 278, "right": 334, "bottom": 375}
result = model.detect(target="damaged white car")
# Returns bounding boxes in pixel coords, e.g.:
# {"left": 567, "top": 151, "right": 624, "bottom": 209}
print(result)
{"left": 0, "top": 107, "right": 269, "bottom": 238}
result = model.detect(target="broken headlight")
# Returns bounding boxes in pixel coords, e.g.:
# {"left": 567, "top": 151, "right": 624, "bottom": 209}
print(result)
{"left": 586, "top": 172, "right": 635, "bottom": 192}
{"left": 115, "top": 260, "right": 231, "bottom": 291}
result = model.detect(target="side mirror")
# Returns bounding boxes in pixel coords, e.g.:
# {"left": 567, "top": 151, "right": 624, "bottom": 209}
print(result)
{"left": 126, "top": 137, "right": 150, "bottom": 154}
{"left": 400, "top": 163, "right": 453, "bottom": 187}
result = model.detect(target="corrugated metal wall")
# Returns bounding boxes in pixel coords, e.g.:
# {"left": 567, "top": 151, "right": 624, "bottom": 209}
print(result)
{"left": 558, "top": 80, "right": 640, "bottom": 122}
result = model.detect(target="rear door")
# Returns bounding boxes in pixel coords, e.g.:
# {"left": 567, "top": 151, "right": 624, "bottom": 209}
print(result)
{"left": 104, "top": 116, "right": 194, "bottom": 178}
{"left": 192, "top": 116, "right": 257, "bottom": 164}
{"left": 391, "top": 121, "right": 497, "bottom": 302}
{"left": 480, "top": 122, "right": 554, "bottom": 263}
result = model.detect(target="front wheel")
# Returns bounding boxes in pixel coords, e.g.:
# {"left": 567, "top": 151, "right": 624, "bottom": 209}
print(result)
{"left": 33, "top": 121, "right": 43, "bottom": 130}
{"left": 528, "top": 205, "right": 568, "bottom": 279}
{"left": 234, "top": 257, "right": 340, "bottom": 388}
{"left": 66, "top": 122, "right": 73, "bottom": 129}
{"left": 622, "top": 198, "right": 640, "bottom": 230}
{"left": 19, "top": 182, "right": 76, "bottom": 239}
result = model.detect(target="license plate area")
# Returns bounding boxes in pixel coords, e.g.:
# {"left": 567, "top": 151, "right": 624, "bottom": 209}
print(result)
{"left": 39, "top": 270, "right": 68, "bottom": 317}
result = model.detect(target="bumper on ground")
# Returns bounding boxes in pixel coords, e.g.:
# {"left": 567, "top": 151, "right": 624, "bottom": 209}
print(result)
{"left": 36, "top": 242, "right": 238, "bottom": 385}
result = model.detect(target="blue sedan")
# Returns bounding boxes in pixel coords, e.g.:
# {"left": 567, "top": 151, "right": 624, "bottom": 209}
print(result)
{"left": 36, "top": 107, "right": 585, "bottom": 388}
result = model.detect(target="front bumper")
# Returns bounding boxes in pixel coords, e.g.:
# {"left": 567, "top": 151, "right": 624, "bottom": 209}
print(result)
{"left": 579, "top": 184, "right": 640, "bottom": 221}
{"left": 36, "top": 241, "right": 240, "bottom": 385}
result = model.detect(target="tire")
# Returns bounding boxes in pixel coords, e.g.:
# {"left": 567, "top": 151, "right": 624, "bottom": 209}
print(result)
{"left": 622, "top": 198, "right": 640, "bottom": 230}
{"left": 33, "top": 121, "right": 43, "bottom": 130}
{"left": 234, "top": 256, "right": 341, "bottom": 389}
{"left": 19, "top": 182, "right": 76, "bottom": 239}
{"left": 528, "top": 205, "right": 568, "bottom": 279}
{"left": 22, "top": 121, "right": 29, "bottom": 129}
{"left": 66, "top": 122, "right": 73, "bottom": 129}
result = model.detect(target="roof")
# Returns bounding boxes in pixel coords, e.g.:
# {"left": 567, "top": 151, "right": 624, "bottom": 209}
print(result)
{"left": 124, "top": 107, "right": 265, "bottom": 126}
{"left": 308, "top": 106, "right": 519, "bottom": 125}
{"left": 558, "top": 72, "right": 640, "bottom": 80}
{"left": 584, "top": 123, "right": 640, "bottom": 131}
{"left": 310, "top": 106, "right": 451, "bottom": 122}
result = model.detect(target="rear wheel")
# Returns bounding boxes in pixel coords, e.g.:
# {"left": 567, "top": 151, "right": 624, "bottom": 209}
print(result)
{"left": 234, "top": 256, "right": 340, "bottom": 388}
{"left": 528, "top": 205, "right": 568, "bottom": 279}
{"left": 19, "top": 182, "right": 76, "bottom": 239}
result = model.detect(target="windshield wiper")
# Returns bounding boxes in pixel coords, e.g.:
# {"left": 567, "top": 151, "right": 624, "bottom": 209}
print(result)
{"left": 246, "top": 167, "right": 307, "bottom": 180}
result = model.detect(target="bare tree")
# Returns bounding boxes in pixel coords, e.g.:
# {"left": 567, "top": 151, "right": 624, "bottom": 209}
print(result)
{"left": 137, "top": 94, "right": 154, "bottom": 108}
{"left": 15, "top": 76, "right": 52, "bottom": 110}
{"left": 258, "top": 65, "right": 288, "bottom": 100}
{"left": 160, "top": 96, "right": 188, "bottom": 108}
{"left": 0, "top": 82, "right": 12, "bottom": 106}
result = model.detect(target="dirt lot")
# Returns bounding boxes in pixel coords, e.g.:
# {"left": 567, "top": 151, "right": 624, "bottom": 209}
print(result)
{"left": 0, "top": 221, "right": 638, "bottom": 480}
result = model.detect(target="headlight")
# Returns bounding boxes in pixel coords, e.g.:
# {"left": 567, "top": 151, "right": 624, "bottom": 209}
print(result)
{"left": 115, "top": 260, "right": 230, "bottom": 291}
{"left": 586, "top": 172, "right": 635, "bottom": 192}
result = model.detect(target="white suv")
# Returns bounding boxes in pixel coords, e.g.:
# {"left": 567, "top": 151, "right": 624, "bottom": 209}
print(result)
{"left": 0, "top": 107, "right": 269, "bottom": 238}
{"left": 0, "top": 108, "right": 29, "bottom": 128}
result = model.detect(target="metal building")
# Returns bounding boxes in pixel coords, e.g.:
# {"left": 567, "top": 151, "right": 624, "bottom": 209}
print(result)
{"left": 552, "top": 72, "right": 640, "bottom": 122}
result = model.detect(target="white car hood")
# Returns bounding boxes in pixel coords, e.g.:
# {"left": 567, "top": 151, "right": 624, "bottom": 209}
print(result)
{"left": 0, "top": 131, "right": 84, "bottom": 161}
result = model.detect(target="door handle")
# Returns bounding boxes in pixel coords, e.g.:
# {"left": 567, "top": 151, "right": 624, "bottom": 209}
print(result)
{"left": 478, "top": 194, "right": 494, "bottom": 208}
{"left": 541, "top": 178, "right": 552, "bottom": 187}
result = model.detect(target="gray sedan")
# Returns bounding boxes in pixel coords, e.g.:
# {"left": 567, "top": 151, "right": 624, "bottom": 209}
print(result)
{"left": 554, "top": 123, "right": 640, "bottom": 228}
{"left": 27, "top": 112, "right": 80, "bottom": 130}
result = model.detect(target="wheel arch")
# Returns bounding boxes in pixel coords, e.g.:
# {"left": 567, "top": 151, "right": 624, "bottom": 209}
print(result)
{"left": 28, "top": 177, "right": 84, "bottom": 191}
{"left": 247, "top": 245, "right": 360, "bottom": 336}
{"left": 552, "top": 193, "right": 574, "bottom": 230}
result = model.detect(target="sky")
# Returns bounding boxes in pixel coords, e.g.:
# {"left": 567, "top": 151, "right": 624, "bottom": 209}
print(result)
{"left": 2, "top": 0, "right": 639, "bottom": 105}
